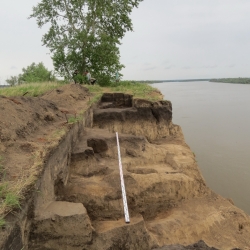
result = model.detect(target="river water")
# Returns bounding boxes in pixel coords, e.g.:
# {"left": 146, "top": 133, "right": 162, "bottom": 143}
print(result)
{"left": 153, "top": 81, "right": 250, "bottom": 215}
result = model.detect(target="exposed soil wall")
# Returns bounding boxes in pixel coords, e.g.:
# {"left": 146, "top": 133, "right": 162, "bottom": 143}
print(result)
{"left": 1, "top": 109, "right": 93, "bottom": 250}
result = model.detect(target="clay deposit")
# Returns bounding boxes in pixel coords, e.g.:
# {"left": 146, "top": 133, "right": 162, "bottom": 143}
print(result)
{"left": 0, "top": 84, "right": 250, "bottom": 250}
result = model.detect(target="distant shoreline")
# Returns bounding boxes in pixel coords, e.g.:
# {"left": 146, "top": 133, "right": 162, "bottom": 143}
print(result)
{"left": 136, "top": 79, "right": 211, "bottom": 83}
{"left": 136, "top": 78, "right": 250, "bottom": 84}
{"left": 209, "top": 78, "right": 250, "bottom": 84}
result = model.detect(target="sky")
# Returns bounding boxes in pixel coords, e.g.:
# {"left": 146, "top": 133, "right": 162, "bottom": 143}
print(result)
{"left": 1, "top": 0, "right": 250, "bottom": 83}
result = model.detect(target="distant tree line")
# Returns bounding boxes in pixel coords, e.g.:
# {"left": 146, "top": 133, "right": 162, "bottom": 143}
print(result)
{"left": 6, "top": 62, "right": 56, "bottom": 86}
{"left": 133, "top": 79, "right": 211, "bottom": 84}
{"left": 210, "top": 78, "right": 250, "bottom": 84}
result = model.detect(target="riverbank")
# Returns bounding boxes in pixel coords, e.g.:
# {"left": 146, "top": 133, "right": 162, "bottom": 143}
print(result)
{"left": 1, "top": 83, "right": 250, "bottom": 249}
{"left": 153, "top": 81, "right": 250, "bottom": 215}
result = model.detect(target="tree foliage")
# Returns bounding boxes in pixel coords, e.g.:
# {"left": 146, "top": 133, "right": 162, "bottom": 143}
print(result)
{"left": 30, "top": 0, "right": 142, "bottom": 85}
{"left": 19, "top": 62, "right": 56, "bottom": 83}
{"left": 5, "top": 62, "right": 55, "bottom": 86}
{"left": 6, "top": 76, "right": 19, "bottom": 86}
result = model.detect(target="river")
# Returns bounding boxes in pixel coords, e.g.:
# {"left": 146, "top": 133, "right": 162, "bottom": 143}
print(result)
{"left": 153, "top": 81, "right": 250, "bottom": 215}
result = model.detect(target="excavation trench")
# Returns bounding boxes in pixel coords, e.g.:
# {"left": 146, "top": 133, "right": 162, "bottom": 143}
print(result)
{"left": 1, "top": 88, "right": 250, "bottom": 250}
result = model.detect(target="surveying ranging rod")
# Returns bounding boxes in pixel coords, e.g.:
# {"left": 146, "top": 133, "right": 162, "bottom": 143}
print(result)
{"left": 116, "top": 132, "right": 130, "bottom": 224}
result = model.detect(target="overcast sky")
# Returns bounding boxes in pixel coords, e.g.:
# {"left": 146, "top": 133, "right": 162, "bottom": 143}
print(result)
{"left": 1, "top": 0, "right": 250, "bottom": 83}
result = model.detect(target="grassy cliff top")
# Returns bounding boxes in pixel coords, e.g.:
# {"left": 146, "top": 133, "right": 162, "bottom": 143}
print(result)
{"left": 0, "top": 81, "right": 163, "bottom": 101}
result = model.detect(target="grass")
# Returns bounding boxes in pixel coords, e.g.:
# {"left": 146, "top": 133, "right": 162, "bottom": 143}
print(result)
{"left": 4, "top": 193, "right": 21, "bottom": 209}
{"left": 0, "top": 182, "right": 22, "bottom": 215}
{"left": 0, "top": 150, "right": 44, "bottom": 221}
{"left": 0, "top": 156, "right": 4, "bottom": 177}
{"left": 113, "top": 81, "right": 162, "bottom": 101}
{"left": 85, "top": 81, "right": 162, "bottom": 102}
{"left": 88, "top": 93, "right": 103, "bottom": 105}
{"left": 51, "top": 128, "right": 67, "bottom": 139}
{"left": 0, "top": 81, "right": 66, "bottom": 97}
{"left": 68, "top": 116, "right": 82, "bottom": 124}
{"left": 0, "top": 81, "right": 162, "bottom": 101}
{"left": 0, "top": 217, "right": 5, "bottom": 227}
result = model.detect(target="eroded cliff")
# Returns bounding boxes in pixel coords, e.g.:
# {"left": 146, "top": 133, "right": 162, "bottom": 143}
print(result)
{"left": 1, "top": 85, "right": 250, "bottom": 250}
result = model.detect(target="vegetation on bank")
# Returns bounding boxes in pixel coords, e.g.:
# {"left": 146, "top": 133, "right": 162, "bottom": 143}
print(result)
{"left": 0, "top": 152, "right": 31, "bottom": 227}
{"left": 210, "top": 78, "right": 250, "bottom": 84}
{"left": 1, "top": 142, "right": 55, "bottom": 225}
{"left": 86, "top": 81, "right": 162, "bottom": 102}
{"left": 0, "top": 82, "right": 66, "bottom": 97}
{"left": 6, "top": 62, "right": 56, "bottom": 86}
{"left": 0, "top": 81, "right": 162, "bottom": 101}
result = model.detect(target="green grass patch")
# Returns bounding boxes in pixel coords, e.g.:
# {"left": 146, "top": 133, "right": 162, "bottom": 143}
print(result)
{"left": 0, "top": 182, "right": 22, "bottom": 216}
{"left": 88, "top": 93, "right": 102, "bottom": 105}
{"left": 68, "top": 116, "right": 82, "bottom": 124}
{"left": 0, "top": 156, "right": 6, "bottom": 180}
{"left": 1, "top": 81, "right": 162, "bottom": 102}
{"left": 0, "top": 82, "right": 66, "bottom": 97}
{"left": 0, "top": 217, "right": 5, "bottom": 227}
{"left": 0, "top": 182, "right": 20, "bottom": 208}
{"left": 4, "top": 192, "right": 21, "bottom": 209}
{"left": 85, "top": 81, "right": 162, "bottom": 102}
{"left": 85, "top": 84, "right": 103, "bottom": 94}
{"left": 111, "top": 81, "right": 161, "bottom": 101}
{"left": 0, "top": 183, "right": 8, "bottom": 198}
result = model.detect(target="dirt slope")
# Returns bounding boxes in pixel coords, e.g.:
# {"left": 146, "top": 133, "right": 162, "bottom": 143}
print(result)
{"left": 0, "top": 84, "right": 91, "bottom": 215}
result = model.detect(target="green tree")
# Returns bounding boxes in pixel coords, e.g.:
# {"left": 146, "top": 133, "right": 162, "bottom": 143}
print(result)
{"left": 19, "top": 62, "right": 56, "bottom": 83}
{"left": 5, "top": 62, "right": 55, "bottom": 86}
{"left": 30, "top": 0, "right": 142, "bottom": 86}
{"left": 6, "top": 76, "right": 19, "bottom": 86}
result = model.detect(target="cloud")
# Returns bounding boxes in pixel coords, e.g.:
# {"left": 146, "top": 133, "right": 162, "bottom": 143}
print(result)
{"left": 143, "top": 67, "right": 157, "bottom": 71}
{"left": 164, "top": 65, "right": 175, "bottom": 70}
{"left": 161, "top": 61, "right": 170, "bottom": 65}
{"left": 201, "top": 65, "right": 218, "bottom": 69}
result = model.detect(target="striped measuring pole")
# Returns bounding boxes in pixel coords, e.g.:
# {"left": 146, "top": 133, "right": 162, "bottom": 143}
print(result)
{"left": 116, "top": 132, "right": 130, "bottom": 224}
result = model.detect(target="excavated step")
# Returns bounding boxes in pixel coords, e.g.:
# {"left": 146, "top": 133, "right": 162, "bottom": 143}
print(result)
{"left": 92, "top": 102, "right": 176, "bottom": 142}
{"left": 63, "top": 127, "right": 206, "bottom": 221}
{"left": 63, "top": 170, "right": 198, "bottom": 221}
{"left": 88, "top": 215, "right": 157, "bottom": 250}
{"left": 29, "top": 201, "right": 93, "bottom": 250}
{"left": 64, "top": 145, "right": 202, "bottom": 221}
